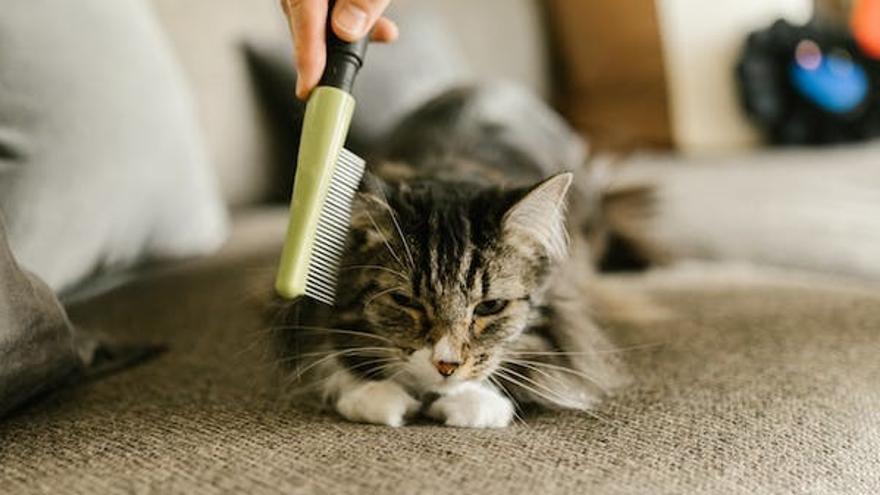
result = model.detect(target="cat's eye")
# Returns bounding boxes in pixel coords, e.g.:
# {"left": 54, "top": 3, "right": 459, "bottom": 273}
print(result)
{"left": 474, "top": 299, "right": 509, "bottom": 317}
{"left": 389, "top": 292, "right": 423, "bottom": 310}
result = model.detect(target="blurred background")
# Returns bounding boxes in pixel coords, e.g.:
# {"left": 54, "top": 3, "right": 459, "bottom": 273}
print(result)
{"left": 2, "top": 0, "right": 880, "bottom": 295}
{"left": 158, "top": 0, "right": 880, "bottom": 282}
{"left": 151, "top": 0, "right": 872, "bottom": 199}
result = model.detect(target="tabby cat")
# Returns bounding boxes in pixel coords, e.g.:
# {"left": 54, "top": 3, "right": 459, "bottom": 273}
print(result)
{"left": 270, "top": 84, "right": 653, "bottom": 428}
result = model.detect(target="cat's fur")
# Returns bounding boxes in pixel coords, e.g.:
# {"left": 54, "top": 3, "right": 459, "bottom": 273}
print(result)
{"left": 270, "top": 85, "right": 654, "bottom": 428}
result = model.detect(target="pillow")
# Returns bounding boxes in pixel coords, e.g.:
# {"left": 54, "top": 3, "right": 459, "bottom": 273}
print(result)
{"left": 0, "top": 213, "right": 83, "bottom": 416}
{"left": 620, "top": 143, "right": 880, "bottom": 281}
{"left": 0, "top": 0, "right": 228, "bottom": 294}
{"left": 0, "top": 216, "right": 160, "bottom": 418}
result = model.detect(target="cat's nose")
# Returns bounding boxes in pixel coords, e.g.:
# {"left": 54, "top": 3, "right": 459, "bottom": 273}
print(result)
{"left": 433, "top": 360, "right": 460, "bottom": 377}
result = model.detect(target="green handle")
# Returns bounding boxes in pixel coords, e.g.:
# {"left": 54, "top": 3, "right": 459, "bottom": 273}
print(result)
{"left": 275, "top": 86, "right": 356, "bottom": 299}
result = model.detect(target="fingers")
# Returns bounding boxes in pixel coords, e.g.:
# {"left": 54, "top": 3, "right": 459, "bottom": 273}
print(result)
{"left": 332, "top": 0, "right": 392, "bottom": 42}
{"left": 282, "top": 0, "right": 329, "bottom": 99}
{"left": 371, "top": 16, "right": 399, "bottom": 42}
{"left": 282, "top": 0, "right": 396, "bottom": 100}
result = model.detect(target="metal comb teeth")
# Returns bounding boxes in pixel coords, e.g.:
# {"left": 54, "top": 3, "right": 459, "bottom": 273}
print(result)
{"left": 303, "top": 147, "right": 365, "bottom": 305}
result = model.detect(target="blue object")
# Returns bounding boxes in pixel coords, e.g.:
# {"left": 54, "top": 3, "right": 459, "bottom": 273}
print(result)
{"left": 790, "top": 53, "right": 870, "bottom": 114}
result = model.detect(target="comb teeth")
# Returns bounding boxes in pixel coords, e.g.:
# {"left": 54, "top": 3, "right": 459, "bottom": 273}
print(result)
{"left": 303, "top": 148, "right": 366, "bottom": 305}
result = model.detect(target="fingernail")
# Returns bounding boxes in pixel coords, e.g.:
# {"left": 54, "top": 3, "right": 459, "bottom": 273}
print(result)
{"left": 335, "top": 4, "right": 368, "bottom": 37}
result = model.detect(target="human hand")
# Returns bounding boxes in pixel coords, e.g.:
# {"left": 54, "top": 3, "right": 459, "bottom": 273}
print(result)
{"left": 280, "top": 0, "right": 398, "bottom": 100}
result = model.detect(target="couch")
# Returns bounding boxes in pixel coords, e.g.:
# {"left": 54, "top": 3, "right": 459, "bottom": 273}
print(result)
{"left": 2, "top": 1, "right": 879, "bottom": 493}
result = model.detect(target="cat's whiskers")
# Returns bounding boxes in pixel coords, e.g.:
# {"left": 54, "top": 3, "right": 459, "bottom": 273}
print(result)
{"left": 386, "top": 209, "right": 415, "bottom": 270}
{"left": 495, "top": 367, "right": 582, "bottom": 411}
{"left": 493, "top": 369, "right": 570, "bottom": 410}
{"left": 367, "top": 362, "right": 405, "bottom": 379}
{"left": 363, "top": 285, "right": 406, "bottom": 311}
{"left": 293, "top": 346, "right": 395, "bottom": 361}
{"left": 282, "top": 360, "right": 403, "bottom": 398}
{"left": 370, "top": 178, "right": 416, "bottom": 271}
{"left": 494, "top": 367, "right": 610, "bottom": 423}
{"left": 506, "top": 342, "right": 664, "bottom": 357}
{"left": 502, "top": 357, "right": 611, "bottom": 395}
{"left": 501, "top": 359, "right": 575, "bottom": 396}
{"left": 264, "top": 325, "right": 396, "bottom": 345}
{"left": 364, "top": 207, "right": 407, "bottom": 271}
{"left": 282, "top": 355, "right": 394, "bottom": 385}
{"left": 500, "top": 362, "right": 616, "bottom": 424}
{"left": 291, "top": 347, "right": 397, "bottom": 381}
{"left": 282, "top": 361, "right": 403, "bottom": 397}
{"left": 339, "top": 264, "right": 409, "bottom": 281}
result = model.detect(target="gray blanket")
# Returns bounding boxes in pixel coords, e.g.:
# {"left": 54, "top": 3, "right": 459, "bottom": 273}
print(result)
{"left": 0, "top": 217, "right": 158, "bottom": 418}
{"left": 0, "top": 216, "right": 85, "bottom": 417}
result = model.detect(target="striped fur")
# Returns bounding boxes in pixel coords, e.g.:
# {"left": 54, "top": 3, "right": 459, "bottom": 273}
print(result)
{"left": 272, "top": 85, "right": 632, "bottom": 425}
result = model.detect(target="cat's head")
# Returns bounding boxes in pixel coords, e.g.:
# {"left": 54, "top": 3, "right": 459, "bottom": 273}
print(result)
{"left": 332, "top": 172, "right": 573, "bottom": 393}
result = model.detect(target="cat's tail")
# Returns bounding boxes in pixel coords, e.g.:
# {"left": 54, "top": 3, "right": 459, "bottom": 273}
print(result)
{"left": 571, "top": 154, "right": 670, "bottom": 272}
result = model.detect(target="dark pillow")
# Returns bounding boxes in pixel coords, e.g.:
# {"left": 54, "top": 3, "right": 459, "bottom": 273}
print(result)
{"left": 0, "top": 216, "right": 159, "bottom": 418}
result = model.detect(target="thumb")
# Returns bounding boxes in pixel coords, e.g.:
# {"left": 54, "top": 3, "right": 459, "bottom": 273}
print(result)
{"left": 332, "top": 0, "right": 392, "bottom": 41}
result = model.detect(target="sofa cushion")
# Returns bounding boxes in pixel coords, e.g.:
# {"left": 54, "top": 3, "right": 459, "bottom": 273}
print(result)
{"left": 0, "top": 0, "right": 228, "bottom": 294}
{"left": 0, "top": 216, "right": 162, "bottom": 420}
{"left": 620, "top": 143, "right": 880, "bottom": 282}
{"left": 0, "top": 216, "right": 82, "bottom": 418}
{"left": 1, "top": 209, "right": 878, "bottom": 494}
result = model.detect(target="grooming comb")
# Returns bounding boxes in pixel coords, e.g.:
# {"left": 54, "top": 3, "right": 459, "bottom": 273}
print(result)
{"left": 275, "top": 7, "right": 368, "bottom": 304}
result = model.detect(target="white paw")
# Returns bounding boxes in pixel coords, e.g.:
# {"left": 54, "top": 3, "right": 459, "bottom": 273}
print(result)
{"left": 335, "top": 380, "right": 420, "bottom": 427}
{"left": 426, "top": 383, "right": 514, "bottom": 428}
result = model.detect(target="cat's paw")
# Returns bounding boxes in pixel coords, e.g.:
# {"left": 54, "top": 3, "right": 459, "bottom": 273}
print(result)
{"left": 426, "top": 383, "right": 514, "bottom": 428}
{"left": 335, "top": 380, "right": 420, "bottom": 427}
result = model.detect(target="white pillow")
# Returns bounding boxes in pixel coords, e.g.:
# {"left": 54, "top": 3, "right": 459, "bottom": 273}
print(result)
{"left": 0, "top": 0, "right": 228, "bottom": 293}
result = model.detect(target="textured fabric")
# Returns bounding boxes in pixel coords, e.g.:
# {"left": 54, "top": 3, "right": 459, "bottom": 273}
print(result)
{"left": 1, "top": 209, "right": 878, "bottom": 494}
{"left": 0, "top": 0, "right": 228, "bottom": 294}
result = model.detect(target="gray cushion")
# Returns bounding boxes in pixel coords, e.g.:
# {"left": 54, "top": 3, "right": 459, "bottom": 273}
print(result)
{"left": 621, "top": 143, "right": 880, "bottom": 281}
{"left": 0, "top": 216, "right": 82, "bottom": 417}
{"left": 1, "top": 209, "right": 877, "bottom": 494}
{"left": 0, "top": 215, "right": 159, "bottom": 419}
{"left": 0, "top": 0, "right": 228, "bottom": 294}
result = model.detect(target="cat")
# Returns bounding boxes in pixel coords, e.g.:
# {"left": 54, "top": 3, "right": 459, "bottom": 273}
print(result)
{"left": 269, "top": 84, "right": 657, "bottom": 428}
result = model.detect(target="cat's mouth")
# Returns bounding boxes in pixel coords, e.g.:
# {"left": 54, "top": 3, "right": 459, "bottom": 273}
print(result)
{"left": 396, "top": 347, "right": 474, "bottom": 395}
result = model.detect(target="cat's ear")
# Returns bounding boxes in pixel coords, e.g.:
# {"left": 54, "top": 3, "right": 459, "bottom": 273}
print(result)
{"left": 502, "top": 172, "right": 573, "bottom": 261}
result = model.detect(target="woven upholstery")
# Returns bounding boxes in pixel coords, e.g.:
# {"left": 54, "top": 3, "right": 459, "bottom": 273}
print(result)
{"left": 2, "top": 210, "right": 878, "bottom": 494}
